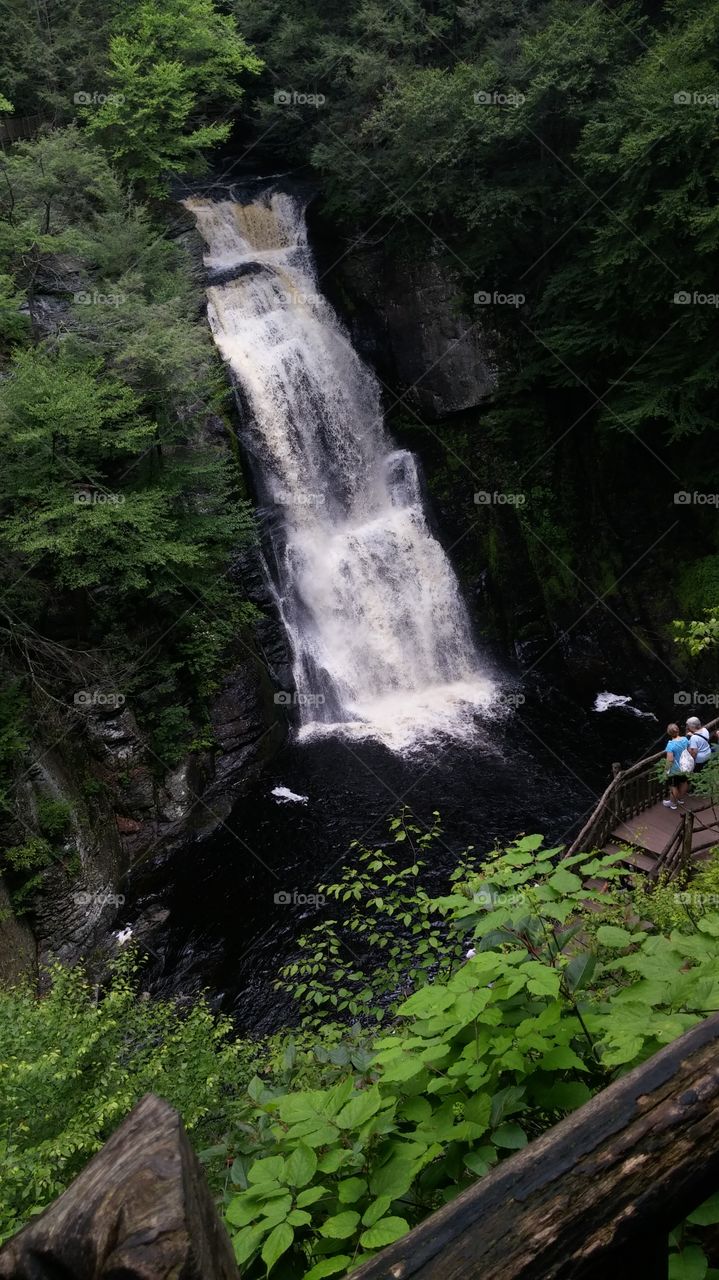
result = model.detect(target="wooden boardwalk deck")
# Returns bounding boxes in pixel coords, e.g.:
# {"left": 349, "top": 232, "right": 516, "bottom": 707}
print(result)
{"left": 566, "top": 718, "right": 719, "bottom": 882}
{"left": 611, "top": 793, "right": 719, "bottom": 869}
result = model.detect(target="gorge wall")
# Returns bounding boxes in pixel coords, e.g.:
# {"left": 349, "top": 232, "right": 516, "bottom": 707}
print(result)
{"left": 309, "top": 206, "right": 703, "bottom": 698}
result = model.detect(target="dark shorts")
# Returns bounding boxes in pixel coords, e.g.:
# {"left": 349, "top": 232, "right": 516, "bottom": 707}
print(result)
{"left": 668, "top": 773, "right": 687, "bottom": 785}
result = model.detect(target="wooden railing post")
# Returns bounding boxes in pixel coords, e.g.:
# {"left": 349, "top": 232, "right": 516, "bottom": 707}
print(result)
{"left": 681, "top": 809, "right": 695, "bottom": 870}
{"left": 0, "top": 1094, "right": 238, "bottom": 1279}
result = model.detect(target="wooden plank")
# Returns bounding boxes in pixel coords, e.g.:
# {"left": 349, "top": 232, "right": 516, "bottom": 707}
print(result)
{"left": 0, "top": 1094, "right": 238, "bottom": 1280}
{"left": 352, "top": 1012, "right": 719, "bottom": 1280}
{"left": 617, "top": 850, "right": 658, "bottom": 873}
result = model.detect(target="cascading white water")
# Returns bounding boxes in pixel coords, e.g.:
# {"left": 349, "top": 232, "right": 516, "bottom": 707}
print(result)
{"left": 185, "top": 188, "right": 495, "bottom": 750}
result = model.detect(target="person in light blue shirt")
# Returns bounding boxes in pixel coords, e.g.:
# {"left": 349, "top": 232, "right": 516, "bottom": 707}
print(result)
{"left": 663, "top": 722, "right": 689, "bottom": 810}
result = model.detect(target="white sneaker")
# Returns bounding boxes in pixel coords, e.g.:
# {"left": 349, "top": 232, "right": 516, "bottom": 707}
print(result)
{"left": 677, "top": 799, "right": 686, "bottom": 805}
{"left": 663, "top": 799, "right": 677, "bottom": 810}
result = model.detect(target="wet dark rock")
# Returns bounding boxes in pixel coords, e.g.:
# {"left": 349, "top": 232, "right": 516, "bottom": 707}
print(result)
{"left": 318, "top": 241, "right": 497, "bottom": 417}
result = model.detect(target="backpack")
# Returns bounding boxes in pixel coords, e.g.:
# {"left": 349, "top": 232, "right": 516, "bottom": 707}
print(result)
{"left": 679, "top": 747, "right": 695, "bottom": 774}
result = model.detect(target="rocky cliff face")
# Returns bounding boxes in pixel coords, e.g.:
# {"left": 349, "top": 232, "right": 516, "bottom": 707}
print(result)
{"left": 0, "top": 231, "right": 291, "bottom": 987}
{"left": 314, "top": 230, "right": 497, "bottom": 418}
{"left": 311, "top": 211, "right": 685, "bottom": 695}
{"left": 0, "top": 619, "right": 287, "bottom": 987}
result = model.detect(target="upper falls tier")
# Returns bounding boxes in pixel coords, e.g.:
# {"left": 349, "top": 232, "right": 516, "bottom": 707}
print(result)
{"left": 184, "top": 189, "right": 494, "bottom": 751}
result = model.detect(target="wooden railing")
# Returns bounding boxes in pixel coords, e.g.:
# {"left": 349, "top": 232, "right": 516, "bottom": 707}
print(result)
{"left": 565, "top": 715, "right": 719, "bottom": 860}
{"left": 4, "top": 1013, "right": 719, "bottom": 1278}
{"left": 0, "top": 114, "right": 43, "bottom": 147}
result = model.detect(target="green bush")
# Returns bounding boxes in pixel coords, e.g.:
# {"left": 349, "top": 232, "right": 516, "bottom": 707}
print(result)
{"left": 4, "top": 823, "right": 719, "bottom": 1271}
{"left": 217, "top": 827, "right": 719, "bottom": 1275}
{"left": 35, "top": 797, "right": 73, "bottom": 841}
{"left": 0, "top": 954, "right": 257, "bottom": 1243}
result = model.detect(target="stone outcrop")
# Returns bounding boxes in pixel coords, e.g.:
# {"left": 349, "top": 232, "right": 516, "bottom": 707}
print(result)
{"left": 314, "top": 231, "right": 497, "bottom": 418}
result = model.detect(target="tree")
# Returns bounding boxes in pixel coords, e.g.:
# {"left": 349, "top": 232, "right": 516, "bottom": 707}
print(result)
{"left": 86, "top": 0, "right": 262, "bottom": 193}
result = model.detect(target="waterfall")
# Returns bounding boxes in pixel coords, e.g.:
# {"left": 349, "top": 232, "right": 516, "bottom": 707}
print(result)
{"left": 184, "top": 188, "right": 494, "bottom": 751}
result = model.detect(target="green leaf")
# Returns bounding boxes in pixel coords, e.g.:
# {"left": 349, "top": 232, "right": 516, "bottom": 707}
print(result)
{"left": 565, "top": 951, "right": 597, "bottom": 993}
{"left": 531, "top": 1081, "right": 592, "bottom": 1110}
{"left": 230, "top": 1156, "right": 249, "bottom": 1188}
{"left": 399, "top": 985, "right": 454, "bottom": 1017}
{"left": 277, "top": 1091, "right": 325, "bottom": 1124}
{"left": 338, "top": 1176, "right": 367, "bottom": 1203}
{"left": 669, "top": 1244, "right": 708, "bottom": 1280}
{"left": 370, "top": 1157, "right": 416, "bottom": 1199}
{"left": 285, "top": 1144, "right": 317, "bottom": 1187}
{"left": 248, "top": 1156, "right": 286, "bottom": 1185}
{"left": 261, "top": 1222, "right": 294, "bottom": 1272}
{"left": 287, "top": 1209, "right": 312, "bottom": 1226}
{"left": 362, "top": 1196, "right": 392, "bottom": 1226}
{"left": 492, "top": 1123, "right": 527, "bottom": 1149}
{"left": 540, "top": 1046, "right": 587, "bottom": 1072}
{"left": 464, "top": 1146, "right": 496, "bottom": 1176}
{"left": 525, "top": 964, "right": 562, "bottom": 998}
{"left": 297, "top": 1185, "right": 330, "bottom": 1208}
{"left": 335, "top": 1086, "right": 382, "bottom": 1129}
{"left": 596, "top": 925, "right": 634, "bottom": 948}
{"left": 319, "top": 1211, "right": 361, "bottom": 1239}
{"left": 304, "top": 1258, "right": 352, "bottom": 1280}
{"left": 232, "top": 1224, "right": 266, "bottom": 1266}
{"left": 490, "top": 1086, "right": 525, "bottom": 1128}
{"left": 688, "top": 1193, "right": 719, "bottom": 1226}
{"left": 360, "top": 1216, "right": 410, "bottom": 1248}
{"left": 548, "top": 869, "right": 583, "bottom": 894}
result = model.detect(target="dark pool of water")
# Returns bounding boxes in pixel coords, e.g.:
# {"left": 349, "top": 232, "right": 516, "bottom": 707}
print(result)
{"left": 122, "top": 669, "right": 667, "bottom": 1033}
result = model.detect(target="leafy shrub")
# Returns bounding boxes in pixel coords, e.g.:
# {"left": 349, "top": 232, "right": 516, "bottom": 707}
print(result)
{"left": 4, "top": 824, "right": 719, "bottom": 1271}
{"left": 0, "top": 954, "right": 256, "bottom": 1243}
{"left": 219, "top": 828, "right": 719, "bottom": 1275}
{"left": 35, "top": 797, "right": 73, "bottom": 841}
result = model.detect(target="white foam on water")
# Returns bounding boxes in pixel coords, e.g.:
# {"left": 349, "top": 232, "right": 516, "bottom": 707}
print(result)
{"left": 271, "top": 785, "right": 309, "bottom": 805}
{"left": 593, "top": 691, "right": 656, "bottom": 718}
{"left": 185, "top": 190, "right": 495, "bottom": 751}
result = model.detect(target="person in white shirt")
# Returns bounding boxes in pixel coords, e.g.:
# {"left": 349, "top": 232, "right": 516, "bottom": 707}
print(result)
{"left": 686, "top": 716, "right": 712, "bottom": 773}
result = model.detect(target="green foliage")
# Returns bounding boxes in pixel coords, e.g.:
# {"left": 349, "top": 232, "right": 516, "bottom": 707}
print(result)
{"left": 35, "top": 797, "right": 72, "bottom": 840}
{"left": 3, "top": 835, "right": 53, "bottom": 874}
{"left": 0, "top": 953, "right": 256, "bottom": 1244}
{"left": 219, "top": 825, "right": 719, "bottom": 1275}
{"left": 85, "top": 0, "right": 262, "bottom": 192}
{"left": 0, "top": 125, "right": 257, "bottom": 806}
{"left": 3, "top": 824, "right": 719, "bottom": 1269}
{"left": 669, "top": 1191, "right": 719, "bottom": 1279}
{"left": 275, "top": 811, "right": 464, "bottom": 1025}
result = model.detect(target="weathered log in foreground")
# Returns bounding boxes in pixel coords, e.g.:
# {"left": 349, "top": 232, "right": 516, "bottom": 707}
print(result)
{"left": 0, "top": 1093, "right": 237, "bottom": 1279}
{"left": 353, "top": 1010, "right": 719, "bottom": 1280}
